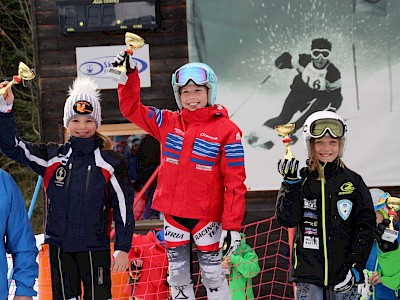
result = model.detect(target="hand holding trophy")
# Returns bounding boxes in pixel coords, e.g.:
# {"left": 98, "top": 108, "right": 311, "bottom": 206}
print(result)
{"left": 108, "top": 32, "right": 145, "bottom": 85}
{"left": 276, "top": 123, "right": 300, "bottom": 183}
{"left": 381, "top": 196, "right": 400, "bottom": 243}
{"left": 0, "top": 62, "right": 35, "bottom": 99}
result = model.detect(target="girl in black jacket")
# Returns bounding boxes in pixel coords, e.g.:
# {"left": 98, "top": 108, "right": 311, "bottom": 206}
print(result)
{"left": 275, "top": 110, "right": 375, "bottom": 300}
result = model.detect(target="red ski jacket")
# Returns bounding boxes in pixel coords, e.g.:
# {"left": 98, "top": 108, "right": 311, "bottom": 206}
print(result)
{"left": 124, "top": 230, "right": 169, "bottom": 300}
{"left": 118, "top": 70, "right": 246, "bottom": 231}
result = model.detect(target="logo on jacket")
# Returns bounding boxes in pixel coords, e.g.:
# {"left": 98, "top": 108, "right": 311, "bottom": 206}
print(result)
{"left": 55, "top": 167, "right": 66, "bottom": 186}
{"left": 338, "top": 182, "right": 355, "bottom": 195}
{"left": 200, "top": 132, "right": 218, "bottom": 140}
{"left": 235, "top": 132, "right": 241, "bottom": 140}
{"left": 337, "top": 199, "right": 353, "bottom": 220}
{"left": 304, "top": 198, "right": 317, "bottom": 210}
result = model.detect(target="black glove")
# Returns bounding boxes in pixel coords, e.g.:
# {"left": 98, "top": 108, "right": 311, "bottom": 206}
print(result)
{"left": 112, "top": 50, "right": 127, "bottom": 67}
{"left": 334, "top": 268, "right": 360, "bottom": 293}
{"left": 112, "top": 50, "right": 137, "bottom": 71}
{"left": 277, "top": 158, "right": 300, "bottom": 183}
{"left": 375, "top": 219, "right": 399, "bottom": 252}
{"left": 275, "top": 52, "right": 292, "bottom": 69}
{"left": 128, "top": 260, "right": 142, "bottom": 284}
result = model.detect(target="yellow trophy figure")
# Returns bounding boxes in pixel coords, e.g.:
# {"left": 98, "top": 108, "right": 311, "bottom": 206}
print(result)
{"left": 108, "top": 32, "right": 145, "bottom": 84}
{"left": 275, "top": 123, "right": 295, "bottom": 159}
{"left": 381, "top": 196, "right": 400, "bottom": 242}
{"left": 386, "top": 197, "right": 400, "bottom": 230}
{"left": 0, "top": 62, "right": 35, "bottom": 99}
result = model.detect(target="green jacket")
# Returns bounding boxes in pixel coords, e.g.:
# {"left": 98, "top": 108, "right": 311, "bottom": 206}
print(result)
{"left": 378, "top": 243, "right": 400, "bottom": 291}
{"left": 227, "top": 234, "right": 260, "bottom": 300}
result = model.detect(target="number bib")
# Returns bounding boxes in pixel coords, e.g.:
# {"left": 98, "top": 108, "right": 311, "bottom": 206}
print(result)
{"left": 301, "top": 62, "right": 328, "bottom": 91}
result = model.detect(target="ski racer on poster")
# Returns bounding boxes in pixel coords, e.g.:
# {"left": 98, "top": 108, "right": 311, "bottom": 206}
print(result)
{"left": 246, "top": 37, "right": 343, "bottom": 148}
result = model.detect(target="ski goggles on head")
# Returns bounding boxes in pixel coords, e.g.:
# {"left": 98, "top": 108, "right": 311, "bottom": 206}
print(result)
{"left": 309, "top": 118, "right": 345, "bottom": 138}
{"left": 172, "top": 66, "right": 210, "bottom": 87}
{"left": 311, "top": 49, "right": 331, "bottom": 59}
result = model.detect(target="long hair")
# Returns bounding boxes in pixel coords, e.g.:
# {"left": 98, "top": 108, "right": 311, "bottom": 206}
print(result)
{"left": 95, "top": 131, "right": 113, "bottom": 150}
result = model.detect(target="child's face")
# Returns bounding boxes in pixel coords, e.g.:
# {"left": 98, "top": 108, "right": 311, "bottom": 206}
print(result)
{"left": 313, "top": 135, "right": 340, "bottom": 163}
{"left": 180, "top": 84, "right": 208, "bottom": 111}
{"left": 67, "top": 115, "right": 97, "bottom": 138}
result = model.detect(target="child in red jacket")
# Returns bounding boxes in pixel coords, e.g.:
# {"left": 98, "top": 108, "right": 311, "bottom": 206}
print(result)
{"left": 125, "top": 228, "right": 169, "bottom": 300}
{"left": 113, "top": 48, "right": 246, "bottom": 300}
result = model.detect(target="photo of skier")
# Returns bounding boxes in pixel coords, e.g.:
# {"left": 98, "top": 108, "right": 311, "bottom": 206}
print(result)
{"left": 245, "top": 37, "right": 343, "bottom": 149}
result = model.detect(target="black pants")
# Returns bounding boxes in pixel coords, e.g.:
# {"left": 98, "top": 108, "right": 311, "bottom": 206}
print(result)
{"left": 49, "top": 245, "right": 112, "bottom": 300}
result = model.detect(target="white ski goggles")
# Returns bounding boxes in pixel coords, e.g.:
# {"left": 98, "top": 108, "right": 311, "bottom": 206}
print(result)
{"left": 309, "top": 118, "right": 346, "bottom": 138}
{"left": 172, "top": 66, "right": 212, "bottom": 87}
{"left": 311, "top": 49, "right": 331, "bottom": 59}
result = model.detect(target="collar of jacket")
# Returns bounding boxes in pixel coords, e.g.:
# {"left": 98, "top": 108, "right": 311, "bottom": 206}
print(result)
{"left": 181, "top": 104, "right": 229, "bottom": 123}
{"left": 69, "top": 136, "right": 102, "bottom": 156}
{"left": 319, "top": 158, "right": 341, "bottom": 180}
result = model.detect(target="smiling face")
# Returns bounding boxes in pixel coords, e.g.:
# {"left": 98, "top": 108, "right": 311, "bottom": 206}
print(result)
{"left": 67, "top": 115, "right": 97, "bottom": 138}
{"left": 313, "top": 135, "right": 340, "bottom": 163}
{"left": 179, "top": 84, "right": 208, "bottom": 111}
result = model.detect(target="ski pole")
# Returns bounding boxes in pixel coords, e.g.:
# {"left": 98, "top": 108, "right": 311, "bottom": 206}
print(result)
{"left": 230, "top": 64, "right": 281, "bottom": 119}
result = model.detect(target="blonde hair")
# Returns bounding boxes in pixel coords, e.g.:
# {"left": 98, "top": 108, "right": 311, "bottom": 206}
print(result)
{"left": 95, "top": 131, "right": 113, "bottom": 150}
{"left": 307, "top": 138, "right": 346, "bottom": 180}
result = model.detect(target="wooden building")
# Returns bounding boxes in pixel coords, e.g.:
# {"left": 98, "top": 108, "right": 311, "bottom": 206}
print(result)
{"left": 32, "top": 0, "right": 186, "bottom": 142}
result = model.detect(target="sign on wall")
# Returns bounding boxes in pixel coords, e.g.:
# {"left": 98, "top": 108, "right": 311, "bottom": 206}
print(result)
{"left": 76, "top": 44, "right": 151, "bottom": 89}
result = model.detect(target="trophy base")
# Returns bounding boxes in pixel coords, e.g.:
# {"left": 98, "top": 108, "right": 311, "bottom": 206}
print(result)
{"left": 107, "top": 67, "right": 128, "bottom": 85}
{"left": 382, "top": 228, "right": 398, "bottom": 243}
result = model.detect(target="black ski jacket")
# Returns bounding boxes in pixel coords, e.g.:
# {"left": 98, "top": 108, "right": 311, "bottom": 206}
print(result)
{"left": 275, "top": 160, "right": 375, "bottom": 287}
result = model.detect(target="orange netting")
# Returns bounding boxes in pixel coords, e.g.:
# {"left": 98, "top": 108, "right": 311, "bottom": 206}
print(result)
{"left": 7, "top": 216, "right": 294, "bottom": 299}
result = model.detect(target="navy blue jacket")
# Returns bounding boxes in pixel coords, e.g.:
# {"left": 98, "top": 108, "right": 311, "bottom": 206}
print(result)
{"left": 0, "top": 112, "right": 134, "bottom": 253}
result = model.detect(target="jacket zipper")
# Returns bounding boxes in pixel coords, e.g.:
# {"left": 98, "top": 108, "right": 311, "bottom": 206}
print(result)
{"left": 65, "top": 163, "right": 72, "bottom": 190}
{"left": 85, "top": 165, "right": 92, "bottom": 193}
{"left": 321, "top": 176, "right": 328, "bottom": 286}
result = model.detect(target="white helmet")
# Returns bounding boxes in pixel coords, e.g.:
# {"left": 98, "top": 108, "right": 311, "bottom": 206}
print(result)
{"left": 302, "top": 111, "right": 347, "bottom": 158}
{"left": 171, "top": 62, "right": 217, "bottom": 109}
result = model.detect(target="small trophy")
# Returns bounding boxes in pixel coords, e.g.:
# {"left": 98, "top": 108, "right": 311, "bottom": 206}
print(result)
{"left": 0, "top": 62, "right": 35, "bottom": 98}
{"left": 275, "top": 123, "right": 295, "bottom": 160}
{"left": 382, "top": 196, "right": 400, "bottom": 242}
{"left": 108, "top": 32, "right": 145, "bottom": 84}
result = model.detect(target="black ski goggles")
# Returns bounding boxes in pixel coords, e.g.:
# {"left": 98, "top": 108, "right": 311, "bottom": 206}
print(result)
{"left": 311, "top": 49, "right": 331, "bottom": 59}
{"left": 309, "top": 118, "right": 346, "bottom": 139}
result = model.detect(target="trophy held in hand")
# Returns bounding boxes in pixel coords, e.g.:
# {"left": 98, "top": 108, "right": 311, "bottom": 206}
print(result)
{"left": 0, "top": 62, "right": 35, "bottom": 98}
{"left": 275, "top": 123, "right": 295, "bottom": 159}
{"left": 382, "top": 196, "right": 400, "bottom": 243}
{"left": 108, "top": 32, "right": 145, "bottom": 85}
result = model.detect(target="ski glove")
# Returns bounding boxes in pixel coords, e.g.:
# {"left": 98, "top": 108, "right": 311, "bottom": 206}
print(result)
{"left": 357, "top": 270, "right": 373, "bottom": 300}
{"left": 0, "top": 95, "right": 13, "bottom": 113}
{"left": 219, "top": 230, "right": 241, "bottom": 258}
{"left": 277, "top": 158, "right": 300, "bottom": 184}
{"left": 333, "top": 268, "right": 360, "bottom": 293}
{"left": 112, "top": 50, "right": 137, "bottom": 71}
{"left": 374, "top": 219, "right": 399, "bottom": 252}
{"left": 275, "top": 52, "right": 292, "bottom": 69}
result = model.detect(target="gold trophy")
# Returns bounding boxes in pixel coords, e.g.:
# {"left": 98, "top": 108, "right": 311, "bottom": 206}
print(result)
{"left": 0, "top": 62, "right": 35, "bottom": 98}
{"left": 382, "top": 196, "right": 400, "bottom": 242}
{"left": 275, "top": 123, "right": 295, "bottom": 159}
{"left": 108, "top": 32, "right": 145, "bottom": 84}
